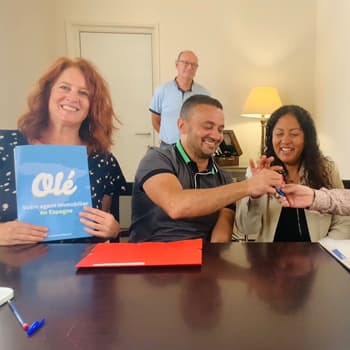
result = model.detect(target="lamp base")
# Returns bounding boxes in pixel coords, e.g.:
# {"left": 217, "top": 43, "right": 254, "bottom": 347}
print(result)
{"left": 260, "top": 116, "right": 267, "bottom": 155}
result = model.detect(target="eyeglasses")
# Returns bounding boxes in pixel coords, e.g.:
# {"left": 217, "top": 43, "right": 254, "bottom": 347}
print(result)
{"left": 177, "top": 60, "right": 199, "bottom": 69}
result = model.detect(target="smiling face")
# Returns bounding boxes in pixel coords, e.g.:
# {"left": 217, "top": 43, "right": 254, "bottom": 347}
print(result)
{"left": 175, "top": 51, "right": 199, "bottom": 82}
{"left": 272, "top": 113, "right": 305, "bottom": 166}
{"left": 179, "top": 104, "right": 224, "bottom": 163}
{"left": 48, "top": 67, "right": 90, "bottom": 128}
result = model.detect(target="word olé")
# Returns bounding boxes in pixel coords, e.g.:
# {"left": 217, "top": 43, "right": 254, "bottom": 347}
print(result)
{"left": 32, "top": 170, "right": 78, "bottom": 198}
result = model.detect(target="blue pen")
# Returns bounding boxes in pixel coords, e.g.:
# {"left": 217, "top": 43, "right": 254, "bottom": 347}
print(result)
{"left": 276, "top": 172, "right": 286, "bottom": 197}
{"left": 8, "top": 300, "right": 29, "bottom": 331}
{"left": 276, "top": 187, "right": 286, "bottom": 197}
{"left": 8, "top": 300, "right": 45, "bottom": 336}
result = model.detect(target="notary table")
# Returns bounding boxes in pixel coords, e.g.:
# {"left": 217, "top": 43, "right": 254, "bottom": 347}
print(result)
{"left": 1, "top": 242, "right": 350, "bottom": 350}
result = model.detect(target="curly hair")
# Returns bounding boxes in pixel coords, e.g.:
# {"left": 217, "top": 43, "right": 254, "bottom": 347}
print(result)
{"left": 17, "top": 56, "right": 119, "bottom": 154}
{"left": 265, "top": 105, "right": 332, "bottom": 189}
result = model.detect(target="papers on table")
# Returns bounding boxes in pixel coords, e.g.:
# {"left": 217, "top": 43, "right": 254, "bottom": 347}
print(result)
{"left": 319, "top": 237, "right": 350, "bottom": 270}
{"left": 0, "top": 287, "right": 14, "bottom": 306}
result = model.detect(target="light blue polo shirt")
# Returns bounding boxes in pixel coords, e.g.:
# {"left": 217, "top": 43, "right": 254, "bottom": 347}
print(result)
{"left": 149, "top": 79, "right": 210, "bottom": 144}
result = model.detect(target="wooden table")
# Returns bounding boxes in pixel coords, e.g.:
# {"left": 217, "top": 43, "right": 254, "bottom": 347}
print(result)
{"left": 1, "top": 242, "right": 350, "bottom": 350}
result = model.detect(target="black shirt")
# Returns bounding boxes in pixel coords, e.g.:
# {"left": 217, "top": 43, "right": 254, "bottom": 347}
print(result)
{"left": 274, "top": 207, "right": 311, "bottom": 242}
{"left": 129, "top": 142, "right": 234, "bottom": 242}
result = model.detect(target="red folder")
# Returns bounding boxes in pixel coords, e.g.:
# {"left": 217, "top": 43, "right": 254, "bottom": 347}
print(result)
{"left": 76, "top": 239, "right": 203, "bottom": 268}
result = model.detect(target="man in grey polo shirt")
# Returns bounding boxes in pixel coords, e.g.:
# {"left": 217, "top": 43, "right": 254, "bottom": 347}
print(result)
{"left": 129, "top": 95, "right": 283, "bottom": 243}
{"left": 150, "top": 50, "right": 209, "bottom": 148}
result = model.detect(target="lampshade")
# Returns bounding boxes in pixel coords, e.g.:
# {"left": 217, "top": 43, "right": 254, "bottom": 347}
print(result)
{"left": 241, "top": 86, "right": 282, "bottom": 119}
{"left": 241, "top": 86, "right": 282, "bottom": 155}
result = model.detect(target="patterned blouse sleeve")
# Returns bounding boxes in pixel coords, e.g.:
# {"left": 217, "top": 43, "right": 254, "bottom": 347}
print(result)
{"left": 311, "top": 188, "right": 350, "bottom": 215}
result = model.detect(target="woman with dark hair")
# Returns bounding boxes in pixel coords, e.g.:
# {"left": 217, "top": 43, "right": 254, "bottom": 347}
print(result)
{"left": 235, "top": 105, "right": 350, "bottom": 242}
{"left": 0, "top": 57, "right": 126, "bottom": 245}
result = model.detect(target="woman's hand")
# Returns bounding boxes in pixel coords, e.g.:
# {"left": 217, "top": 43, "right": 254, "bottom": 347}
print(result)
{"left": 0, "top": 221, "right": 48, "bottom": 246}
{"left": 79, "top": 206, "right": 120, "bottom": 239}
{"left": 277, "top": 184, "right": 315, "bottom": 208}
{"left": 248, "top": 156, "right": 283, "bottom": 199}
{"left": 250, "top": 155, "right": 282, "bottom": 175}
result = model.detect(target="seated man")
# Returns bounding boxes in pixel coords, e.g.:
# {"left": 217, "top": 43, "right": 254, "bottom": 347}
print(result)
{"left": 129, "top": 95, "right": 282, "bottom": 242}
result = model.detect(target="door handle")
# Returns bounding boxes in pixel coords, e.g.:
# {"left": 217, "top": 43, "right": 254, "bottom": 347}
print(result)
{"left": 135, "top": 132, "right": 151, "bottom": 136}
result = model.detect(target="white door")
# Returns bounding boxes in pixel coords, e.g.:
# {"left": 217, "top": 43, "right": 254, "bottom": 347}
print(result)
{"left": 77, "top": 29, "right": 155, "bottom": 181}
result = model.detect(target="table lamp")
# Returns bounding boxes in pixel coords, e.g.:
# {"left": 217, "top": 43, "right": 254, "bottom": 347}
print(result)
{"left": 241, "top": 86, "right": 282, "bottom": 155}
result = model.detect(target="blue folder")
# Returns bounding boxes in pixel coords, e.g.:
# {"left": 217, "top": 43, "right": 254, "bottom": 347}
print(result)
{"left": 14, "top": 145, "right": 92, "bottom": 241}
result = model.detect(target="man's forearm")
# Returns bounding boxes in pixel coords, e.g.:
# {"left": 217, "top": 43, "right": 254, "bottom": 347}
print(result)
{"left": 165, "top": 181, "right": 250, "bottom": 219}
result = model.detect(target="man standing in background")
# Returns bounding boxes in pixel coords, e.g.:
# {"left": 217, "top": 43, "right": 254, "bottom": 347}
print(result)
{"left": 150, "top": 50, "right": 210, "bottom": 148}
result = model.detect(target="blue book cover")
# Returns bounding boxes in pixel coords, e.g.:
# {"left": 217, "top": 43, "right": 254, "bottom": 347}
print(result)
{"left": 14, "top": 145, "right": 92, "bottom": 241}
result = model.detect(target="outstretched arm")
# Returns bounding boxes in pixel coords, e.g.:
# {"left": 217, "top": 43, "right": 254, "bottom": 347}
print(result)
{"left": 281, "top": 184, "right": 350, "bottom": 216}
{"left": 279, "top": 184, "right": 315, "bottom": 208}
{"left": 142, "top": 169, "right": 283, "bottom": 219}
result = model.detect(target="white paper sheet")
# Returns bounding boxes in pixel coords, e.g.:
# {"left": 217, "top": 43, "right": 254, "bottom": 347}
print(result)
{"left": 319, "top": 237, "right": 350, "bottom": 270}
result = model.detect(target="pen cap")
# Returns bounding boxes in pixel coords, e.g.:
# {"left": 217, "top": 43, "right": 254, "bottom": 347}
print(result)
{"left": 27, "top": 319, "right": 45, "bottom": 336}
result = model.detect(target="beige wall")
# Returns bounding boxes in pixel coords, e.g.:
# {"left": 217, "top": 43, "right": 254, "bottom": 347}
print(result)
{"left": 2, "top": 0, "right": 316, "bottom": 167}
{"left": 0, "top": 0, "right": 57, "bottom": 128}
{"left": 315, "top": 0, "right": 350, "bottom": 178}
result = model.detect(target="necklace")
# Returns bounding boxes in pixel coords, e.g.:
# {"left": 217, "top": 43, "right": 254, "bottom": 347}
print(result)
{"left": 296, "top": 208, "right": 302, "bottom": 236}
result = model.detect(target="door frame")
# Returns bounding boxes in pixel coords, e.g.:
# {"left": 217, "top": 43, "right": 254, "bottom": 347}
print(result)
{"left": 65, "top": 21, "right": 160, "bottom": 145}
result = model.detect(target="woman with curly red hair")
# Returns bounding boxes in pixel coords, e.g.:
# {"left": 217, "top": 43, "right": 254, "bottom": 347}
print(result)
{"left": 0, "top": 57, "right": 126, "bottom": 245}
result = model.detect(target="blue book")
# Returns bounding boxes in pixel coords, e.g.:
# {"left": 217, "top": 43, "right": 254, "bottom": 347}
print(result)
{"left": 14, "top": 145, "right": 92, "bottom": 241}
